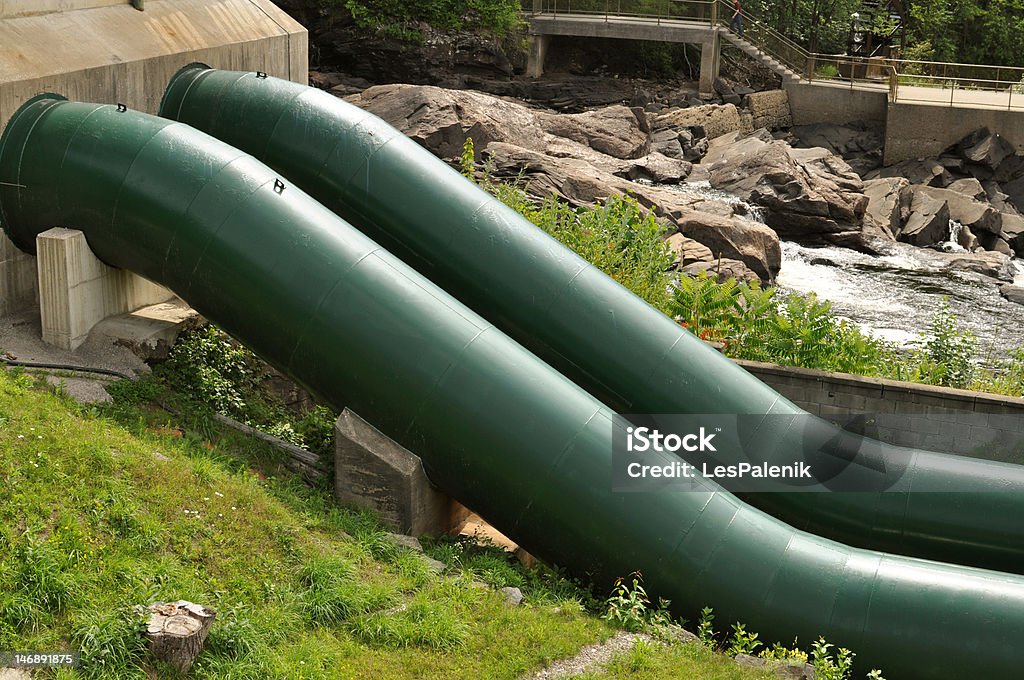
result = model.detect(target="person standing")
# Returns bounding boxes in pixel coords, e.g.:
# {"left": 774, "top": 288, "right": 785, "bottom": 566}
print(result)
{"left": 731, "top": 0, "right": 744, "bottom": 37}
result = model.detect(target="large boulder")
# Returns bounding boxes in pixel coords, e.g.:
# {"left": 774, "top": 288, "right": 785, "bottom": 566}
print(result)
{"left": 867, "top": 158, "right": 953, "bottom": 187}
{"left": 958, "top": 128, "right": 1015, "bottom": 172}
{"left": 704, "top": 132, "right": 871, "bottom": 248}
{"left": 653, "top": 103, "right": 746, "bottom": 141}
{"left": 1000, "top": 212, "right": 1024, "bottom": 255}
{"left": 935, "top": 250, "right": 1014, "bottom": 281}
{"left": 666, "top": 233, "right": 713, "bottom": 268}
{"left": 862, "top": 177, "right": 910, "bottom": 239}
{"left": 350, "top": 84, "right": 548, "bottom": 158}
{"left": 350, "top": 85, "right": 650, "bottom": 161}
{"left": 899, "top": 190, "right": 950, "bottom": 247}
{"left": 681, "top": 258, "right": 761, "bottom": 286}
{"left": 674, "top": 212, "right": 782, "bottom": 283}
{"left": 911, "top": 185, "right": 1002, "bottom": 235}
{"left": 537, "top": 106, "right": 649, "bottom": 160}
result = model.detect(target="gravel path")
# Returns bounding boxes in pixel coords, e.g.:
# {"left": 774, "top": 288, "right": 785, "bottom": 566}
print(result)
{"left": 529, "top": 631, "right": 654, "bottom": 679}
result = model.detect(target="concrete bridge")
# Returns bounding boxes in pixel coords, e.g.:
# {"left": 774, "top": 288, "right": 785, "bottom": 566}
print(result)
{"left": 524, "top": 5, "right": 1024, "bottom": 167}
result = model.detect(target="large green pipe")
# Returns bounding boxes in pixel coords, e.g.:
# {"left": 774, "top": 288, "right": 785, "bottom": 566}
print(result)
{"left": 4, "top": 94, "right": 1024, "bottom": 678}
{"left": 159, "top": 67, "right": 1024, "bottom": 574}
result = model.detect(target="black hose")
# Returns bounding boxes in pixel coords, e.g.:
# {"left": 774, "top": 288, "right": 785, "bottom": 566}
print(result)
{"left": 0, "top": 357, "right": 136, "bottom": 380}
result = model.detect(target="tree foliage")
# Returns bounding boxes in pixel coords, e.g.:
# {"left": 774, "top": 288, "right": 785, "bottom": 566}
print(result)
{"left": 903, "top": 0, "right": 1024, "bottom": 65}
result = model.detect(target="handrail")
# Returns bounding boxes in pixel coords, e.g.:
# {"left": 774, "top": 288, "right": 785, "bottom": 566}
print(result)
{"left": 524, "top": 0, "right": 1024, "bottom": 108}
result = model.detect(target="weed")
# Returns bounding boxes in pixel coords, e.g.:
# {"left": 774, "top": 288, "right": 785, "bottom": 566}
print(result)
{"left": 727, "top": 621, "right": 762, "bottom": 656}
{"left": 811, "top": 636, "right": 855, "bottom": 680}
{"left": 697, "top": 606, "right": 716, "bottom": 646}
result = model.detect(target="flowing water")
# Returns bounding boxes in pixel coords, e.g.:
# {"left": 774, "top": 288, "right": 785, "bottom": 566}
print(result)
{"left": 672, "top": 181, "right": 1024, "bottom": 355}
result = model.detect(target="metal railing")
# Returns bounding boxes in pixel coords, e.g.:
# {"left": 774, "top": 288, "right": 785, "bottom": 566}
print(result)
{"left": 524, "top": 0, "right": 1024, "bottom": 109}
{"left": 525, "top": 0, "right": 716, "bottom": 23}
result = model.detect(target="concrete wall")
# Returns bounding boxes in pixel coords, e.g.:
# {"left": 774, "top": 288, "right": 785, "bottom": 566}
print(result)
{"left": 0, "top": 0, "right": 308, "bottom": 316}
{"left": 784, "top": 80, "right": 888, "bottom": 126}
{"left": 739, "top": 360, "right": 1024, "bottom": 464}
{"left": 884, "top": 102, "right": 1024, "bottom": 165}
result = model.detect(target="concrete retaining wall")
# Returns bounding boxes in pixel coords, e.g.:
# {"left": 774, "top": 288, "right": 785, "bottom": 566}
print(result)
{"left": 784, "top": 80, "right": 888, "bottom": 126}
{"left": 0, "top": 0, "right": 307, "bottom": 315}
{"left": 884, "top": 102, "right": 1024, "bottom": 165}
{"left": 739, "top": 360, "right": 1024, "bottom": 464}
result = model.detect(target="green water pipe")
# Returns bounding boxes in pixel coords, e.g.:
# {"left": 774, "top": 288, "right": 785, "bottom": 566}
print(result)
{"left": 159, "top": 66, "right": 1024, "bottom": 575}
{"left": 3, "top": 95, "right": 1024, "bottom": 677}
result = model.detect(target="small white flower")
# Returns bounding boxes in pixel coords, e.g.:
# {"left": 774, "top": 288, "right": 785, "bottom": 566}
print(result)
{"left": 214, "top": 492, "right": 224, "bottom": 497}
{"left": 203, "top": 497, "right": 210, "bottom": 501}
{"left": 231, "top": 506, "right": 237, "bottom": 511}
{"left": 17, "top": 435, "right": 23, "bottom": 439}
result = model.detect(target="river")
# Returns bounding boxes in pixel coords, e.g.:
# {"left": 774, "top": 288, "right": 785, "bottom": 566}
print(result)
{"left": 674, "top": 181, "right": 1024, "bottom": 356}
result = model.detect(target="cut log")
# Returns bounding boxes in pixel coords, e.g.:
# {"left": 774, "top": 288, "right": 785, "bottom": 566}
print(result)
{"left": 144, "top": 601, "right": 216, "bottom": 674}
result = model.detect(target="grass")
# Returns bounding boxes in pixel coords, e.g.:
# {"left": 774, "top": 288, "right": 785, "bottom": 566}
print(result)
{"left": 0, "top": 366, "right": 790, "bottom": 678}
{"left": 0, "top": 367, "right": 614, "bottom": 678}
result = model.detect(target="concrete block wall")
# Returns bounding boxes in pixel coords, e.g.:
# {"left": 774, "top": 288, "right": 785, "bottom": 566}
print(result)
{"left": 739, "top": 360, "right": 1024, "bottom": 464}
{"left": 746, "top": 89, "right": 792, "bottom": 131}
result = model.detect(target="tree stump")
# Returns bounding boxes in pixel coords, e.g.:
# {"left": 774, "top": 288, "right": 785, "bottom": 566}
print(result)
{"left": 144, "top": 601, "right": 216, "bottom": 674}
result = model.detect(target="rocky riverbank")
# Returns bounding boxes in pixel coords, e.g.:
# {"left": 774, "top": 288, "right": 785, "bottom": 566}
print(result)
{"left": 344, "top": 83, "right": 1024, "bottom": 295}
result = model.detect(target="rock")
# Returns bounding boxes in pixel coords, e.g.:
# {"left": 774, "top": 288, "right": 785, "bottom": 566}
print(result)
{"left": 350, "top": 85, "right": 650, "bottom": 162}
{"left": 654, "top": 104, "right": 744, "bottom": 141}
{"left": 958, "top": 128, "right": 1015, "bottom": 171}
{"left": 500, "top": 586, "right": 524, "bottom": 606}
{"left": 651, "top": 128, "right": 685, "bottom": 159}
{"left": 978, "top": 232, "right": 1013, "bottom": 255}
{"left": 424, "top": 557, "right": 447, "bottom": 574}
{"left": 956, "top": 224, "right": 979, "bottom": 251}
{"left": 981, "top": 179, "right": 1019, "bottom": 214}
{"left": 387, "top": 533, "right": 424, "bottom": 552}
{"left": 899, "top": 190, "right": 950, "bottom": 246}
{"left": 538, "top": 106, "right": 650, "bottom": 160}
{"left": 1000, "top": 284, "right": 1024, "bottom": 306}
{"left": 674, "top": 212, "right": 781, "bottom": 283}
{"left": 734, "top": 653, "right": 815, "bottom": 679}
{"left": 705, "top": 132, "right": 870, "bottom": 248}
{"left": 869, "top": 158, "right": 953, "bottom": 187}
{"left": 616, "top": 153, "right": 692, "bottom": 184}
{"left": 1002, "top": 174, "right": 1024, "bottom": 213}
{"left": 947, "top": 177, "right": 987, "bottom": 201}
{"left": 862, "top": 177, "right": 910, "bottom": 239}
{"left": 936, "top": 250, "right": 1013, "bottom": 281}
{"left": 723, "top": 93, "right": 743, "bottom": 106}
{"left": 666, "top": 233, "right": 713, "bottom": 268}
{"left": 714, "top": 77, "right": 735, "bottom": 96}
{"left": 912, "top": 185, "right": 1002, "bottom": 235}
{"left": 483, "top": 143, "right": 780, "bottom": 285}
{"left": 350, "top": 84, "right": 548, "bottom": 158}
{"left": 681, "top": 258, "right": 762, "bottom": 286}
{"left": 1000, "top": 212, "right": 1024, "bottom": 254}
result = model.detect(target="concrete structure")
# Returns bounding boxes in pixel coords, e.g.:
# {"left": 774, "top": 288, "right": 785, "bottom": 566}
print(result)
{"left": 740, "top": 360, "right": 1024, "bottom": 464}
{"left": 36, "top": 228, "right": 175, "bottom": 350}
{"left": 334, "top": 409, "right": 470, "bottom": 536}
{"left": 784, "top": 80, "right": 888, "bottom": 126}
{"left": 0, "top": 0, "right": 307, "bottom": 316}
{"left": 526, "top": 15, "right": 723, "bottom": 96}
{"left": 884, "top": 101, "right": 1024, "bottom": 165}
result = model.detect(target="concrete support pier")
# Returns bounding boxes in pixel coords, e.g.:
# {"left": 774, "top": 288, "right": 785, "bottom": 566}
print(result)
{"left": 526, "top": 34, "right": 549, "bottom": 79}
{"left": 36, "top": 228, "right": 175, "bottom": 350}
{"left": 334, "top": 409, "right": 470, "bottom": 536}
